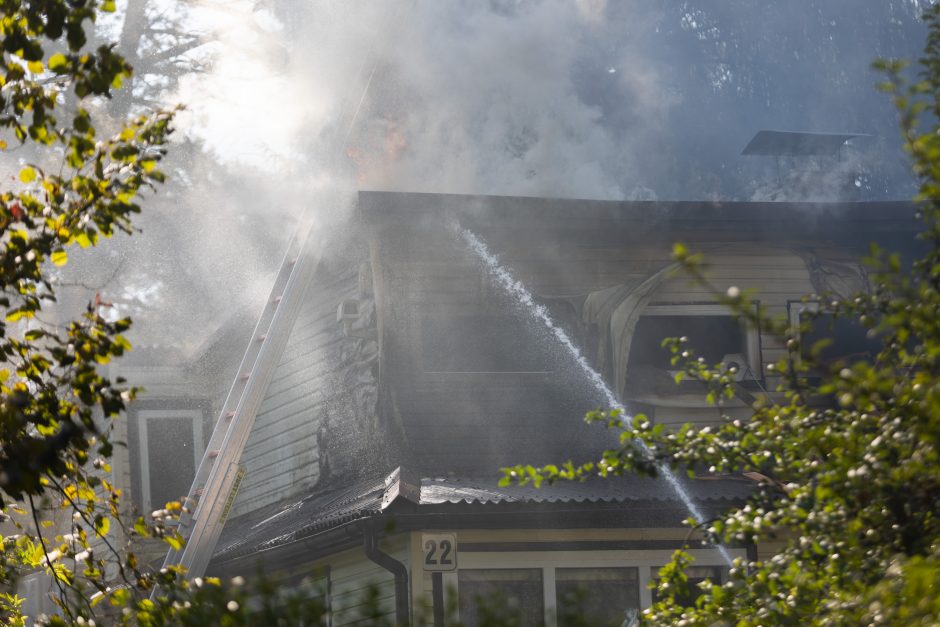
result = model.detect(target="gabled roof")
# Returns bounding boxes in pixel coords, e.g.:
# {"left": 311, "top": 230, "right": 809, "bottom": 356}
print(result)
{"left": 212, "top": 467, "right": 753, "bottom": 567}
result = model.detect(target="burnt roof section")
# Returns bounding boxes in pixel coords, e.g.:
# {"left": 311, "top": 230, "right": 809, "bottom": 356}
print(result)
{"left": 211, "top": 467, "right": 752, "bottom": 566}
{"left": 741, "top": 130, "right": 863, "bottom": 156}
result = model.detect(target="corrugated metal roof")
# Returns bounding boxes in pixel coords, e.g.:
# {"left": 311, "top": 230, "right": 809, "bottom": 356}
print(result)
{"left": 213, "top": 475, "right": 386, "bottom": 562}
{"left": 212, "top": 469, "right": 751, "bottom": 564}
{"left": 420, "top": 474, "right": 753, "bottom": 505}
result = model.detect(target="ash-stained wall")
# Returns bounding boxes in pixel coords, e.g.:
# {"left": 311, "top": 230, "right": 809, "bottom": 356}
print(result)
{"left": 228, "top": 231, "right": 389, "bottom": 519}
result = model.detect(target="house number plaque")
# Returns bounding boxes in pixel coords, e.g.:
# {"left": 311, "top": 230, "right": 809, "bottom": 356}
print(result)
{"left": 422, "top": 533, "right": 458, "bottom": 571}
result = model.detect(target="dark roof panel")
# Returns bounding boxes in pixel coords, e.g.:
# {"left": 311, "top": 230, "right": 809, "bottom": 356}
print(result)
{"left": 213, "top": 476, "right": 386, "bottom": 562}
{"left": 742, "top": 130, "right": 862, "bottom": 156}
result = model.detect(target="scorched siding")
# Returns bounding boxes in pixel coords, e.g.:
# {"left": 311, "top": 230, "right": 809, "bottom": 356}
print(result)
{"left": 230, "top": 268, "right": 359, "bottom": 518}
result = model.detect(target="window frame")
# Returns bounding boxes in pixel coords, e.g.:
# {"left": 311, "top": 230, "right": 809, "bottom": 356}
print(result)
{"left": 135, "top": 407, "right": 205, "bottom": 513}
{"left": 443, "top": 548, "right": 739, "bottom": 626}
{"left": 636, "top": 301, "right": 762, "bottom": 382}
{"left": 786, "top": 299, "right": 879, "bottom": 369}
{"left": 787, "top": 299, "right": 817, "bottom": 369}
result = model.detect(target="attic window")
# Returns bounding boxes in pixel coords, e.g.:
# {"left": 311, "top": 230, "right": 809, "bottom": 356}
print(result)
{"left": 133, "top": 408, "right": 204, "bottom": 513}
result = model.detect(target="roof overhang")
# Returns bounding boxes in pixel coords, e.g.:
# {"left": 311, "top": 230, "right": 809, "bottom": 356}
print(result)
{"left": 357, "top": 191, "right": 919, "bottom": 250}
{"left": 209, "top": 466, "right": 751, "bottom": 575}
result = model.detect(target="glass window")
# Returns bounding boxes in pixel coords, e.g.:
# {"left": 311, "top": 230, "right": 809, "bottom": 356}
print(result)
{"left": 555, "top": 567, "right": 639, "bottom": 627}
{"left": 800, "top": 312, "right": 880, "bottom": 366}
{"left": 458, "top": 568, "right": 543, "bottom": 627}
{"left": 629, "top": 315, "right": 745, "bottom": 370}
{"left": 134, "top": 408, "right": 204, "bottom": 512}
{"left": 147, "top": 416, "right": 198, "bottom": 510}
{"left": 651, "top": 565, "right": 724, "bottom": 608}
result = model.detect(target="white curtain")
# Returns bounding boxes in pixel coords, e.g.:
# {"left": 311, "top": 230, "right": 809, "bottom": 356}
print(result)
{"left": 582, "top": 263, "right": 677, "bottom": 398}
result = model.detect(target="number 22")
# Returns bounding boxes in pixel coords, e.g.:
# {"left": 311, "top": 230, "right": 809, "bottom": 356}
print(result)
{"left": 425, "top": 539, "right": 453, "bottom": 565}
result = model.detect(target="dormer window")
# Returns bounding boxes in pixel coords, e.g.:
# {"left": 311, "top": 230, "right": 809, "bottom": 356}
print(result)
{"left": 627, "top": 303, "right": 761, "bottom": 383}
{"left": 624, "top": 303, "right": 761, "bottom": 405}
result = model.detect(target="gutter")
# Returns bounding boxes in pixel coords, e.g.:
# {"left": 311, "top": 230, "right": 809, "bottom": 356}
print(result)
{"left": 363, "top": 524, "right": 410, "bottom": 626}
{"left": 210, "top": 497, "right": 745, "bottom": 573}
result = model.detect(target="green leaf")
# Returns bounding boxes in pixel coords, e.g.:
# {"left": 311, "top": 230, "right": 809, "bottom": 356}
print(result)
{"left": 133, "top": 517, "right": 150, "bottom": 537}
{"left": 18, "top": 167, "right": 36, "bottom": 183}
{"left": 5, "top": 310, "right": 32, "bottom": 323}
{"left": 164, "top": 532, "right": 185, "bottom": 552}
{"left": 51, "top": 250, "right": 67, "bottom": 267}
{"left": 94, "top": 516, "right": 110, "bottom": 537}
{"left": 48, "top": 53, "right": 68, "bottom": 72}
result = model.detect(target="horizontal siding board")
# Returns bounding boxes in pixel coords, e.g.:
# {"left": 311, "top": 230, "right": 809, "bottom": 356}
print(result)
{"left": 251, "top": 396, "right": 324, "bottom": 435}
{"left": 231, "top": 263, "right": 360, "bottom": 517}
{"left": 330, "top": 551, "right": 403, "bottom": 627}
{"left": 240, "top": 432, "right": 319, "bottom": 470}
{"left": 239, "top": 448, "right": 319, "bottom": 485}
{"left": 257, "top": 381, "right": 330, "bottom": 417}
{"left": 235, "top": 467, "right": 320, "bottom": 506}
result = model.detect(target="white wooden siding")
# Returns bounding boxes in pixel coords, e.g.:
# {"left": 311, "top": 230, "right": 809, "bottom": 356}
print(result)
{"left": 230, "top": 270, "right": 358, "bottom": 517}
{"left": 321, "top": 538, "right": 409, "bottom": 627}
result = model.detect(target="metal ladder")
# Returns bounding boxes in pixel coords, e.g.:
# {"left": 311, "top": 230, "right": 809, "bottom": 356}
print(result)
{"left": 158, "top": 223, "right": 321, "bottom": 580}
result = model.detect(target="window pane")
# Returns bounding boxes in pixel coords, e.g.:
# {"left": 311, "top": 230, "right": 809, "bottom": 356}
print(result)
{"left": 147, "top": 416, "right": 196, "bottom": 509}
{"left": 651, "top": 566, "right": 724, "bottom": 608}
{"left": 629, "top": 316, "right": 745, "bottom": 369}
{"left": 801, "top": 313, "right": 880, "bottom": 365}
{"left": 556, "top": 567, "right": 639, "bottom": 627}
{"left": 458, "top": 568, "right": 543, "bottom": 627}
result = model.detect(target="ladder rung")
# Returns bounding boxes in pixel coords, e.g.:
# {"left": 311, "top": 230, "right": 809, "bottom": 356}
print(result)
{"left": 256, "top": 334, "right": 267, "bottom": 341}
{"left": 194, "top": 488, "right": 204, "bottom": 497}
{"left": 239, "top": 373, "right": 250, "bottom": 381}
{"left": 208, "top": 450, "right": 219, "bottom": 459}
{"left": 225, "top": 411, "right": 236, "bottom": 419}
{"left": 272, "top": 296, "right": 282, "bottom": 304}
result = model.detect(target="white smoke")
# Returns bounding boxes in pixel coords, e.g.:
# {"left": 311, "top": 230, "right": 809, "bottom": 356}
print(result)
{"left": 68, "top": 0, "right": 922, "bottom": 350}
{"left": 169, "top": 0, "right": 677, "bottom": 200}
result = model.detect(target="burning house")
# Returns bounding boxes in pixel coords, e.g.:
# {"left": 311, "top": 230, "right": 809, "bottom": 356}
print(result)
{"left": 93, "top": 190, "right": 916, "bottom": 625}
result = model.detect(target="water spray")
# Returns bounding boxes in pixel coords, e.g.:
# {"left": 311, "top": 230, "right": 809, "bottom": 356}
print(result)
{"left": 459, "top": 227, "right": 733, "bottom": 566}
